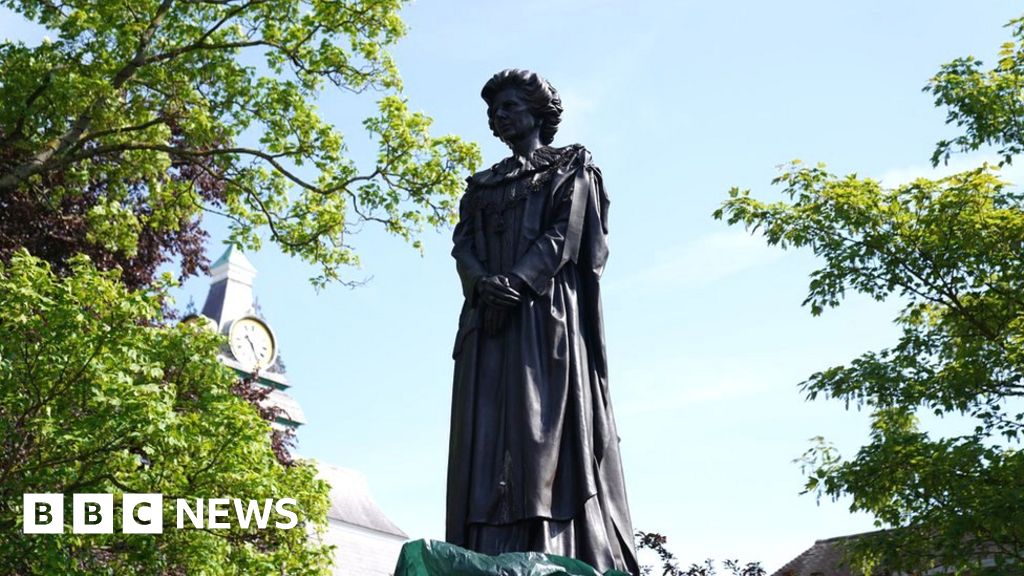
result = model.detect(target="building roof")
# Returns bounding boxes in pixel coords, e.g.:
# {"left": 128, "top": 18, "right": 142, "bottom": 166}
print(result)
{"left": 771, "top": 531, "right": 883, "bottom": 576}
{"left": 316, "top": 463, "right": 408, "bottom": 538}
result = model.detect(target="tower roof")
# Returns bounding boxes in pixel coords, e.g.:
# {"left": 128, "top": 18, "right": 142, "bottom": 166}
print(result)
{"left": 201, "top": 245, "right": 257, "bottom": 329}
{"left": 209, "top": 244, "right": 256, "bottom": 276}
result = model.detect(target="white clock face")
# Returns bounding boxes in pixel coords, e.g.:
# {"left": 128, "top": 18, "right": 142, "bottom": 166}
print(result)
{"left": 229, "top": 317, "right": 276, "bottom": 370}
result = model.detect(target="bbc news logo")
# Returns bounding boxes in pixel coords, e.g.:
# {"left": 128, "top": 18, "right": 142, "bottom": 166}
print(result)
{"left": 23, "top": 494, "right": 298, "bottom": 534}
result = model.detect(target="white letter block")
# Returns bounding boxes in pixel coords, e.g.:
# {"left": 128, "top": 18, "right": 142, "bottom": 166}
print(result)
{"left": 23, "top": 494, "right": 63, "bottom": 534}
{"left": 73, "top": 493, "right": 113, "bottom": 534}
{"left": 123, "top": 493, "right": 163, "bottom": 534}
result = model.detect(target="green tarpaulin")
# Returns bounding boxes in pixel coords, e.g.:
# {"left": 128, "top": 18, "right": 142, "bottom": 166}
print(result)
{"left": 393, "top": 539, "right": 632, "bottom": 576}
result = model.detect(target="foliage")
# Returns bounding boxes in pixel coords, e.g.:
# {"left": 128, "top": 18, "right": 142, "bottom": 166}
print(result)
{"left": 0, "top": 0, "right": 481, "bottom": 288}
{"left": 0, "top": 251, "right": 332, "bottom": 575}
{"left": 715, "top": 15, "right": 1024, "bottom": 576}
{"left": 0, "top": 138, "right": 213, "bottom": 290}
{"left": 930, "top": 17, "right": 1024, "bottom": 167}
{"left": 635, "top": 532, "right": 764, "bottom": 576}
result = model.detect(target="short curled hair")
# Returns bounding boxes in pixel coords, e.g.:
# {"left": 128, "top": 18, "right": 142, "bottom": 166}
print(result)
{"left": 481, "top": 69, "right": 563, "bottom": 145}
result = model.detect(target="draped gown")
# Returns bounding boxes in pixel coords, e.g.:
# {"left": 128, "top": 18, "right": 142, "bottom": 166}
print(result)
{"left": 446, "top": 144, "right": 639, "bottom": 575}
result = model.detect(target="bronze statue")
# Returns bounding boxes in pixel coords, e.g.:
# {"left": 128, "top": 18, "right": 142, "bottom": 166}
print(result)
{"left": 446, "top": 69, "right": 639, "bottom": 575}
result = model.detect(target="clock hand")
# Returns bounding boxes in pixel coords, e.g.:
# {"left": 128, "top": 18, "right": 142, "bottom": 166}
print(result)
{"left": 245, "top": 335, "right": 260, "bottom": 363}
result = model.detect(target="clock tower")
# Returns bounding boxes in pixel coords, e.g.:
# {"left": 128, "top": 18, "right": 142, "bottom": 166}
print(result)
{"left": 198, "top": 246, "right": 305, "bottom": 428}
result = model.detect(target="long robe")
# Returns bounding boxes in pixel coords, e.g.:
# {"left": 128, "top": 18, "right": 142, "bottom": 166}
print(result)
{"left": 446, "top": 144, "right": 639, "bottom": 575}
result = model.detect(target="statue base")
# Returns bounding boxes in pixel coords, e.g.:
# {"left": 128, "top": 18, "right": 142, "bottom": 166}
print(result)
{"left": 393, "top": 539, "right": 631, "bottom": 576}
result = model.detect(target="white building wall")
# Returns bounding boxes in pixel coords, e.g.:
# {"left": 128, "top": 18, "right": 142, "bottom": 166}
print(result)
{"left": 321, "top": 519, "right": 407, "bottom": 576}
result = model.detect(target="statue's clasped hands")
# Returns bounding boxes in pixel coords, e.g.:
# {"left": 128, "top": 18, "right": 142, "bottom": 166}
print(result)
{"left": 477, "top": 275, "right": 526, "bottom": 336}
{"left": 478, "top": 274, "right": 524, "bottom": 307}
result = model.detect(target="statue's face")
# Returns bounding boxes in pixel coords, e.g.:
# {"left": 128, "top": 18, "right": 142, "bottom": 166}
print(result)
{"left": 492, "top": 87, "right": 538, "bottom": 144}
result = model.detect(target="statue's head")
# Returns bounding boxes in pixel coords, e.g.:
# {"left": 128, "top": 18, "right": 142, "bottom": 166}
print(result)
{"left": 481, "top": 69, "right": 563, "bottom": 146}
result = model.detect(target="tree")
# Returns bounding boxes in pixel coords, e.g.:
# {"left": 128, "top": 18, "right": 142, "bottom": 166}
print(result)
{"left": 0, "top": 0, "right": 480, "bottom": 288}
{"left": 0, "top": 251, "right": 332, "bottom": 575}
{"left": 715, "top": 16, "right": 1024, "bottom": 576}
{"left": 635, "top": 532, "right": 764, "bottom": 576}
{"left": 0, "top": 3, "right": 476, "bottom": 573}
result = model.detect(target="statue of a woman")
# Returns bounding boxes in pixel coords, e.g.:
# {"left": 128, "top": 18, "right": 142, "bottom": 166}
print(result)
{"left": 446, "top": 69, "right": 639, "bottom": 575}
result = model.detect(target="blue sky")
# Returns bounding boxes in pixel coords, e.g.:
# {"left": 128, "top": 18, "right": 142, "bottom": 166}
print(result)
{"left": 4, "top": 1, "right": 1023, "bottom": 571}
